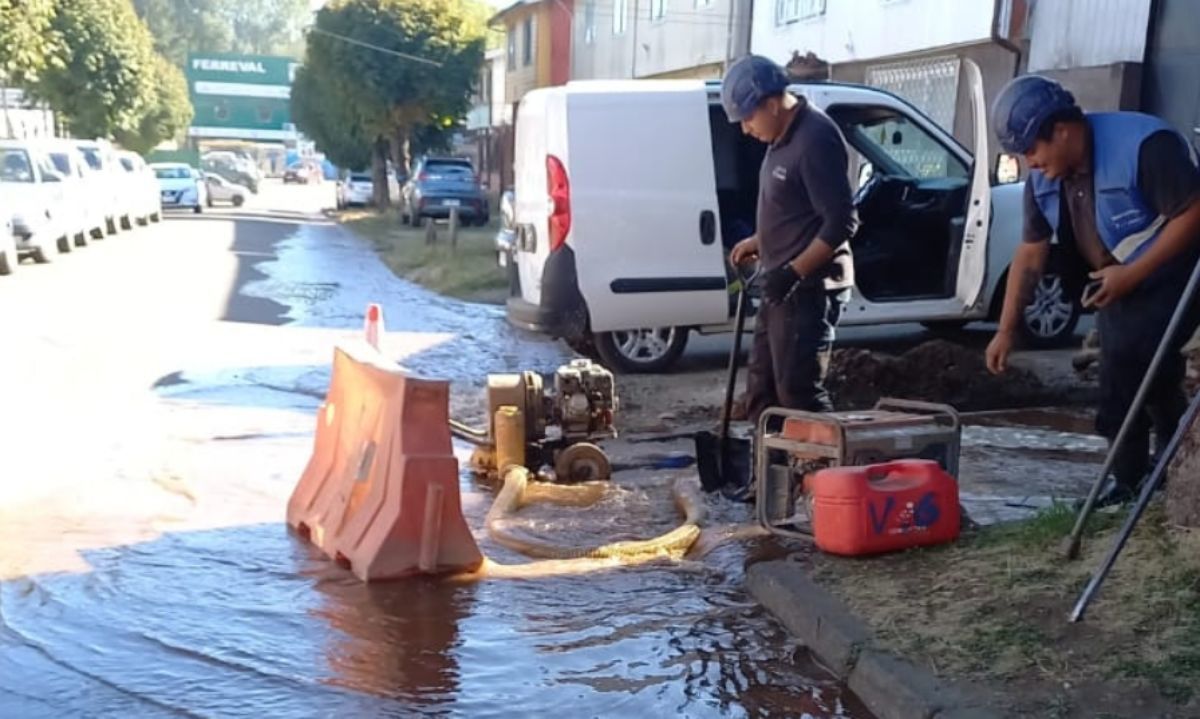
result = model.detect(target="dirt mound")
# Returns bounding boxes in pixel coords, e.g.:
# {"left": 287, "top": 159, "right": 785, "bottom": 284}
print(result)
{"left": 828, "top": 339, "right": 1045, "bottom": 411}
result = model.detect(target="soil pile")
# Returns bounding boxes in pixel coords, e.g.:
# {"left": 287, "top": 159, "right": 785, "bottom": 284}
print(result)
{"left": 828, "top": 339, "right": 1045, "bottom": 410}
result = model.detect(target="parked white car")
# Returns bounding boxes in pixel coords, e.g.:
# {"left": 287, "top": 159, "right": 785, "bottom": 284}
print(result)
{"left": 337, "top": 171, "right": 375, "bottom": 208}
{"left": 74, "top": 139, "right": 128, "bottom": 234}
{"left": 0, "top": 139, "right": 70, "bottom": 263}
{"left": 41, "top": 139, "right": 105, "bottom": 246}
{"left": 203, "top": 173, "right": 250, "bottom": 207}
{"left": 151, "top": 163, "right": 207, "bottom": 213}
{"left": 0, "top": 194, "right": 16, "bottom": 275}
{"left": 503, "top": 63, "right": 1083, "bottom": 372}
{"left": 115, "top": 151, "right": 161, "bottom": 225}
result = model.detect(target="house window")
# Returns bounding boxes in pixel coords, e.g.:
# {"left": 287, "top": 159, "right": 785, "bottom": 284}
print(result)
{"left": 775, "top": 0, "right": 825, "bottom": 25}
{"left": 613, "top": 0, "right": 628, "bottom": 34}
{"left": 522, "top": 17, "right": 534, "bottom": 66}
{"left": 507, "top": 32, "right": 516, "bottom": 70}
{"left": 584, "top": 0, "right": 596, "bottom": 44}
{"left": 650, "top": 0, "right": 667, "bottom": 21}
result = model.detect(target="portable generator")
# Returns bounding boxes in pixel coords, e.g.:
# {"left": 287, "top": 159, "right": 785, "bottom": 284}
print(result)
{"left": 755, "top": 398, "right": 961, "bottom": 540}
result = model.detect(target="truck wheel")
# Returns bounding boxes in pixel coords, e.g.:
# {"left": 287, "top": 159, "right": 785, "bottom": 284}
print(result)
{"left": 594, "top": 327, "right": 689, "bottom": 374}
{"left": 1019, "top": 272, "right": 1082, "bottom": 348}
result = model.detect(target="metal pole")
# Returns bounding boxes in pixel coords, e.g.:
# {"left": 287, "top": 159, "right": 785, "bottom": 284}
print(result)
{"left": 1070, "top": 385, "right": 1200, "bottom": 622}
{"left": 1062, "top": 254, "right": 1200, "bottom": 559}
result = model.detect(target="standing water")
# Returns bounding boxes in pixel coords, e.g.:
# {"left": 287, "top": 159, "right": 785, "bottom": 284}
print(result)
{"left": 0, "top": 219, "right": 869, "bottom": 717}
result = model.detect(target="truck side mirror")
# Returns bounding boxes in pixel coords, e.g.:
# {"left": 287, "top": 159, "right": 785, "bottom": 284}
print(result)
{"left": 995, "top": 153, "right": 1020, "bottom": 185}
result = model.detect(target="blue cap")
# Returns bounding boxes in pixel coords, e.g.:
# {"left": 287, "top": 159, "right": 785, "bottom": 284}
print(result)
{"left": 992, "top": 75, "right": 1077, "bottom": 154}
{"left": 721, "top": 55, "right": 792, "bottom": 123}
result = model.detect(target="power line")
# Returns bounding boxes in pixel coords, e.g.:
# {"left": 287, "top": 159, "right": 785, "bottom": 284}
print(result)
{"left": 306, "top": 26, "right": 444, "bottom": 67}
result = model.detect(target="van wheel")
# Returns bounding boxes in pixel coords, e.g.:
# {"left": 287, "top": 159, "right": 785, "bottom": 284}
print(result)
{"left": 1019, "top": 272, "right": 1082, "bottom": 348}
{"left": 594, "top": 327, "right": 689, "bottom": 373}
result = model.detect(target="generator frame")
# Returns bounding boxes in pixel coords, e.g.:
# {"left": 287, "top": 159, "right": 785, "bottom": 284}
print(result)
{"left": 755, "top": 398, "right": 961, "bottom": 541}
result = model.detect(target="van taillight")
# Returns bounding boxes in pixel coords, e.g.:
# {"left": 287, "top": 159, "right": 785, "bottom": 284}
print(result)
{"left": 546, "top": 154, "right": 570, "bottom": 252}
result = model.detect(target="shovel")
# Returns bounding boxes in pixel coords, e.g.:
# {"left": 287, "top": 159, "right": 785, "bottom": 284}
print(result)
{"left": 696, "top": 265, "right": 757, "bottom": 494}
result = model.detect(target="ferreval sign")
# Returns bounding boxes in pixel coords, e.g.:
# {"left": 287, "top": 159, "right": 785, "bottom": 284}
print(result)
{"left": 186, "top": 53, "right": 300, "bottom": 142}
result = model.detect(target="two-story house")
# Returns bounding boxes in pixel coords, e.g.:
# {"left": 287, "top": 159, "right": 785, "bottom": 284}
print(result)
{"left": 571, "top": 0, "right": 752, "bottom": 80}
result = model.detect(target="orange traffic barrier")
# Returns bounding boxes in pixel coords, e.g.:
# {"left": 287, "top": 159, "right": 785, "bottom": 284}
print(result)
{"left": 287, "top": 341, "right": 483, "bottom": 581}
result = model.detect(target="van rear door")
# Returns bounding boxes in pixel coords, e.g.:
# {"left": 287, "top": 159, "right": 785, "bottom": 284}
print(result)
{"left": 512, "top": 87, "right": 565, "bottom": 309}
{"left": 567, "top": 81, "right": 729, "bottom": 333}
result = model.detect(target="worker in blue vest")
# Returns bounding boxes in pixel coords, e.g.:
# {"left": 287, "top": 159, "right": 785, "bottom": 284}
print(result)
{"left": 987, "top": 75, "right": 1200, "bottom": 506}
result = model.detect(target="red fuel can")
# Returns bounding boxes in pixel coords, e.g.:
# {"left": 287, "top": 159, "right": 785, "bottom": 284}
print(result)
{"left": 805, "top": 460, "right": 960, "bottom": 556}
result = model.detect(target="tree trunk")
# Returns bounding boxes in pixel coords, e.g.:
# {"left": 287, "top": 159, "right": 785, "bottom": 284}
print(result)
{"left": 1168, "top": 346, "right": 1200, "bottom": 527}
{"left": 371, "top": 137, "right": 390, "bottom": 208}
{"left": 394, "top": 125, "right": 412, "bottom": 179}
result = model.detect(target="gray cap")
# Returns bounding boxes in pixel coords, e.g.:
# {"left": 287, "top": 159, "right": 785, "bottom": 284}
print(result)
{"left": 721, "top": 55, "right": 791, "bottom": 123}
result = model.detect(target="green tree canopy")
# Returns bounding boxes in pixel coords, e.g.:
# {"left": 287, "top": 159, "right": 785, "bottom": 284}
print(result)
{"left": 0, "top": 0, "right": 58, "bottom": 84}
{"left": 36, "top": 0, "right": 158, "bottom": 139}
{"left": 132, "top": 0, "right": 311, "bottom": 65}
{"left": 115, "top": 53, "right": 194, "bottom": 153}
{"left": 296, "top": 0, "right": 487, "bottom": 203}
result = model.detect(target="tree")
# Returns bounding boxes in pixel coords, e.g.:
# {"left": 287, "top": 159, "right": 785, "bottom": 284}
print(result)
{"left": 115, "top": 54, "right": 194, "bottom": 153}
{"left": 36, "top": 0, "right": 159, "bottom": 140}
{"left": 0, "top": 0, "right": 58, "bottom": 83}
{"left": 132, "top": 0, "right": 235, "bottom": 67}
{"left": 132, "top": 0, "right": 311, "bottom": 65}
{"left": 300, "top": 0, "right": 487, "bottom": 205}
{"left": 226, "top": 0, "right": 311, "bottom": 57}
{"left": 290, "top": 64, "right": 373, "bottom": 171}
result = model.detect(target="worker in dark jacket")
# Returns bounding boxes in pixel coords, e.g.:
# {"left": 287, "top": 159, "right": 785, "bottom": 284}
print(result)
{"left": 987, "top": 75, "right": 1200, "bottom": 505}
{"left": 722, "top": 55, "right": 857, "bottom": 426}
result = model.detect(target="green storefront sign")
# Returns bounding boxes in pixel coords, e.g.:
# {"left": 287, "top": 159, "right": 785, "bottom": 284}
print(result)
{"left": 186, "top": 53, "right": 299, "bottom": 141}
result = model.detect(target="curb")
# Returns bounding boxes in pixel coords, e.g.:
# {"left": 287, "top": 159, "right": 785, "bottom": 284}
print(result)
{"left": 745, "top": 559, "right": 1002, "bottom": 719}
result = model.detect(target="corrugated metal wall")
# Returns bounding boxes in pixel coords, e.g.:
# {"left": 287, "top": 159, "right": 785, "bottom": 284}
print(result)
{"left": 1028, "top": 0, "right": 1152, "bottom": 71}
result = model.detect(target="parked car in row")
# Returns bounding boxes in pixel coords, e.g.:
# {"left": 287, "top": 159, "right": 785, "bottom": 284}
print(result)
{"left": 151, "top": 163, "right": 208, "bottom": 213}
{"left": 501, "top": 63, "right": 1085, "bottom": 372}
{"left": 283, "top": 161, "right": 321, "bottom": 185}
{"left": 1, "top": 139, "right": 69, "bottom": 263}
{"left": 400, "top": 157, "right": 489, "bottom": 226}
{"left": 0, "top": 193, "right": 16, "bottom": 275}
{"left": 115, "top": 151, "right": 162, "bottom": 226}
{"left": 334, "top": 169, "right": 400, "bottom": 208}
{"left": 40, "top": 139, "right": 104, "bottom": 248}
{"left": 204, "top": 174, "right": 250, "bottom": 207}
{"left": 203, "top": 151, "right": 260, "bottom": 193}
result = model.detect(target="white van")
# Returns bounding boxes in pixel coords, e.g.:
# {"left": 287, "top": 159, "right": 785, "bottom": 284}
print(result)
{"left": 502, "top": 61, "right": 1085, "bottom": 372}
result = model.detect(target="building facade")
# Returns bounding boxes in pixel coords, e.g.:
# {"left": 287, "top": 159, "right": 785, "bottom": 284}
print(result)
{"left": 571, "top": 0, "right": 751, "bottom": 80}
{"left": 751, "top": 0, "right": 1023, "bottom": 160}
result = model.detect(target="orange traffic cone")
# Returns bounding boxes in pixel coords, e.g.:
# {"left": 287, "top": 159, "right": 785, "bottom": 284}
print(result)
{"left": 364, "top": 303, "right": 383, "bottom": 350}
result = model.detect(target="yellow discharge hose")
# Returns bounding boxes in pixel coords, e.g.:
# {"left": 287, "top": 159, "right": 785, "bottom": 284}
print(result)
{"left": 485, "top": 466, "right": 705, "bottom": 562}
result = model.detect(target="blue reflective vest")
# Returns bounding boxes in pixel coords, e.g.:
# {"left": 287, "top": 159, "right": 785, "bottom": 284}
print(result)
{"left": 1029, "top": 112, "right": 1188, "bottom": 264}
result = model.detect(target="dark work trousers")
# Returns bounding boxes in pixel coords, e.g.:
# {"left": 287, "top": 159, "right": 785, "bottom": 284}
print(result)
{"left": 746, "top": 286, "right": 849, "bottom": 426}
{"left": 1097, "top": 252, "right": 1200, "bottom": 488}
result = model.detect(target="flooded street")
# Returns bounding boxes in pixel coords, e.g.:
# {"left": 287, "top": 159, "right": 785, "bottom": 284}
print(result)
{"left": 0, "top": 184, "right": 1113, "bottom": 717}
{"left": 0, "top": 185, "right": 867, "bottom": 717}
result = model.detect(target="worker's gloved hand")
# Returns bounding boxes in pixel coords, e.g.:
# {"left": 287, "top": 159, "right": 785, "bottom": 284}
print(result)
{"left": 763, "top": 263, "right": 803, "bottom": 303}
